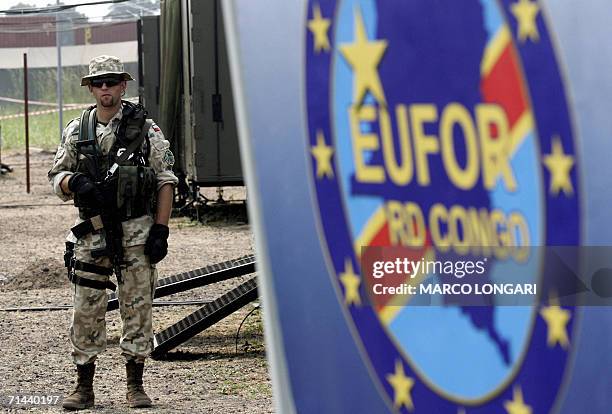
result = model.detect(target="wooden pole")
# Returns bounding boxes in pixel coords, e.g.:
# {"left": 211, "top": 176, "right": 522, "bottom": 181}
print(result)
{"left": 24, "top": 53, "right": 30, "bottom": 194}
{"left": 55, "top": 2, "right": 63, "bottom": 143}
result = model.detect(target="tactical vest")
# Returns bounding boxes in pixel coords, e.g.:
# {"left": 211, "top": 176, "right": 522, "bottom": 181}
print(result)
{"left": 73, "top": 101, "right": 157, "bottom": 221}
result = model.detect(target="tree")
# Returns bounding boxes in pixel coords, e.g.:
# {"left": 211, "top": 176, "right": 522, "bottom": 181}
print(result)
{"left": 6, "top": 2, "right": 87, "bottom": 22}
{"left": 8, "top": 3, "right": 36, "bottom": 10}
{"left": 46, "top": 2, "right": 88, "bottom": 23}
{"left": 104, "top": 0, "right": 159, "bottom": 21}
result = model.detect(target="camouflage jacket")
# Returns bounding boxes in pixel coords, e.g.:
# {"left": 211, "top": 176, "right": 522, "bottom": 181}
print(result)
{"left": 48, "top": 104, "right": 179, "bottom": 247}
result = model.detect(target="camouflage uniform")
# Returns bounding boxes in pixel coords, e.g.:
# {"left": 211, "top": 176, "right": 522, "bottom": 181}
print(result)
{"left": 48, "top": 105, "right": 178, "bottom": 365}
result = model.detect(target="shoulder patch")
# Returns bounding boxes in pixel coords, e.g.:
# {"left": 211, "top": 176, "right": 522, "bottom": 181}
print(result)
{"left": 162, "top": 149, "right": 175, "bottom": 167}
{"left": 54, "top": 146, "right": 65, "bottom": 161}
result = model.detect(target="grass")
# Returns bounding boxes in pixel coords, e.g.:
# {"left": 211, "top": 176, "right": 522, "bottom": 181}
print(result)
{"left": 0, "top": 102, "right": 24, "bottom": 116}
{"left": 0, "top": 65, "right": 128, "bottom": 150}
{"left": 0, "top": 89, "right": 140, "bottom": 151}
{"left": 0, "top": 108, "right": 83, "bottom": 150}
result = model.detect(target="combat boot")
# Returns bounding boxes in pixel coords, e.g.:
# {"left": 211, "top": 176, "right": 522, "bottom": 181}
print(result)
{"left": 126, "top": 360, "right": 152, "bottom": 408}
{"left": 62, "top": 363, "right": 95, "bottom": 410}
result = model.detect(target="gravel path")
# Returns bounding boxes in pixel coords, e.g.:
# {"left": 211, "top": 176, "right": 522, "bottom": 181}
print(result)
{"left": 0, "top": 149, "right": 272, "bottom": 413}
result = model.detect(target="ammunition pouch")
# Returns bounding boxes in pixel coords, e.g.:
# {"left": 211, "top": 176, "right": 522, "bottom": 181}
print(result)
{"left": 71, "top": 215, "right": 104, "bottom": 239}
{"left": 116, "top": 165, "right": 156, "bottom": 220}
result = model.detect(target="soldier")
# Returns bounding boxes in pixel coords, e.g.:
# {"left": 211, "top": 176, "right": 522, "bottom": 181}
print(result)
{"left": 48, "top": 55, "right": 178, "bottom": 410}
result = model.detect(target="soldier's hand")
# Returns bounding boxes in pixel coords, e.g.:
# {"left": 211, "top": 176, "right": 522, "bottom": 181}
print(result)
{"left": 68, "top": 173, "right": 104, "bottom": 205}
{"left": 145, "top": 224, "right": 169, "bottom": 264}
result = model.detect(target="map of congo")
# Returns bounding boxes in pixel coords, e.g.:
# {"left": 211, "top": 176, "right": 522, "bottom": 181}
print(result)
{"left": 305, "top": 0, "right": 580, "bottom": 412}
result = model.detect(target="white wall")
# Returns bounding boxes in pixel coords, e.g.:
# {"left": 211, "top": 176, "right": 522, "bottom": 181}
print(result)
{"left": 0, "top": 41, "right": 137, "bottom": 69}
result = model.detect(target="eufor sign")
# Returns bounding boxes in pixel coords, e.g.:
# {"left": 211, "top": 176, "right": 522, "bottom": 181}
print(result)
{"left": 305, "top": 0, "right": 580, "bottom": 412}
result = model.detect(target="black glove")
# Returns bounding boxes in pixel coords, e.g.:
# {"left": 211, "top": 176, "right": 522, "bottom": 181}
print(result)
{"left": 68, "top": 173, "right": 103, "bottom": 205}
{"left": 145, "top": 224, "right": 169, "bottom": 264}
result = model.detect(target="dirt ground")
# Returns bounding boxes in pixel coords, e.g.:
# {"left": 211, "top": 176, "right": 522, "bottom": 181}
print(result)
{"left": 0, "top": 149, "right": 273, "bottom": 413}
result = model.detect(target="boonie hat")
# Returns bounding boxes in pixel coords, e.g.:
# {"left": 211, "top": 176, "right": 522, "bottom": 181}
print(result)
{"left": 81, "top": 55, "right": 134, "bottom": 86}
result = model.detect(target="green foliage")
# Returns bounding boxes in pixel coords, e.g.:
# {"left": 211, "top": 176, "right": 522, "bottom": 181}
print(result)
{"left": 1, "top": 66, "right": 92, "bottom": 104}
{"left": 0, "top": 102, "right": 23, "bottom": 116}
{"left": 0, "top": 109, "right": 82, "bottom": 150}
{"left": 0, "top": 67, "right": 91, "bottom": 151}
{"left": 0, "top": 65, "right": 140, "bottom": 151}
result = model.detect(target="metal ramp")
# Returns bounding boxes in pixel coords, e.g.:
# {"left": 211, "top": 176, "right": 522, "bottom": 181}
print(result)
{"left": 151, "top": 277, "right": 258, "bottom": 358}
{"left": 106, "top": 255, "right": 255, "bottom": 311}
{"left": 105, "top": 255, "right": 258, "bottom": 356}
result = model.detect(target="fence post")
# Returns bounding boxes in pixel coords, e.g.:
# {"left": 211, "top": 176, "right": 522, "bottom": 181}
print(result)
{"left": 56, "top": 3, "right": 64, "bottom": 141}
{"left": 24, "top": 53, "right": 30, "bottom": 194}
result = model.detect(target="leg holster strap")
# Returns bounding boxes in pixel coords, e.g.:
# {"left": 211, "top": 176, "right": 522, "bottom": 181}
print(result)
{"left": 64, "top": 240, "right": 116, "bottom": 291}
{"left": 65, "top": 244, "right": 116, "bottom": 291}
{"left": 68, "top": 269, "right": 116, "bottom": 291}
{"left": 73, "top": 259, "right": 114, "bottom": 277}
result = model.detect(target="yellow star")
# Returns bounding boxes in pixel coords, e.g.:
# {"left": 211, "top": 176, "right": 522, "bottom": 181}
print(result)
{"left": 542, "top": 135, "right": 574, "bottom": 196}
{"left": 339, "top": 258, "right": 361, "bottom": 306}
{"left": 386, "top": 359, "right": 415, "bottom": 411}
{"left": 307, "top": 3, "right": 331, "bottom": 53}
{"left": 504, "top": 385, "right": 532, "bottom": 414}
{"left": 310, "top": 130, "right": 334, "bottom": 179}
{"left": 511, "top": 0, "right": 540, "bottom": 43}
{"left": 540, "top": 297, "right": 571, "bottom": 349}
{"left": 338, "top": 7, "right": 388, "bottom": 105}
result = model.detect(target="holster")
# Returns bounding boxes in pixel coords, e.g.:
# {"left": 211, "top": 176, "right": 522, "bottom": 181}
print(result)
{"left": 64, "top": 241, "right": 116, "bottom": 291}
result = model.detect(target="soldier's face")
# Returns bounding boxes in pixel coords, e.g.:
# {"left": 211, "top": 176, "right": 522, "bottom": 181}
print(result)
{"left": 89, "top": 77, "right": 126, "bottom": 108}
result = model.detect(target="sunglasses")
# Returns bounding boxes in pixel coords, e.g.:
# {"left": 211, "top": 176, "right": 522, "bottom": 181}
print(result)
{"left": 90, "top": 77, "right": 122, "bottom": 88}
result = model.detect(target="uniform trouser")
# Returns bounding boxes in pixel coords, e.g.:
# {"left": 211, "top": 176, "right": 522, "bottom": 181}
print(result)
{"left": 70, "top": 244, "right": 158, "bottom": 365}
